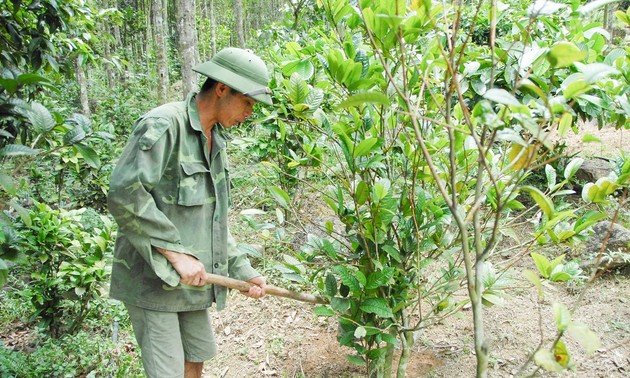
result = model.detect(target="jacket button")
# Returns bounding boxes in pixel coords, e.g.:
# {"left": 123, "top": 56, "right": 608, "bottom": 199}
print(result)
{"left": 214, "top": 263, "right": 219, "bottom": 269}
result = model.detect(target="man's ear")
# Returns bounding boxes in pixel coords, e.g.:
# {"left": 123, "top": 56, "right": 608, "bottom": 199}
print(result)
{"left": 215, "top": 82, "right": 230, "bottom": 98}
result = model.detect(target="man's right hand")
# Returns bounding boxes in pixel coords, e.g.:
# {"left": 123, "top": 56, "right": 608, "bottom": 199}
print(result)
{"left": 156, "top": 247, "right": 207, "bottom": 287}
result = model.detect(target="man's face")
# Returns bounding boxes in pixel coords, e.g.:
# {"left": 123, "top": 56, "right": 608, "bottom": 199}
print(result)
{"left": 217, "top": 86, "right": 257, "bottom": 128}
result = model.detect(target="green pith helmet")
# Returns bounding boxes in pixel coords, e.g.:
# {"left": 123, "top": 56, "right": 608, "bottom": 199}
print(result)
{"left": 193, "top": 47, "right": 273, "bottom": 106}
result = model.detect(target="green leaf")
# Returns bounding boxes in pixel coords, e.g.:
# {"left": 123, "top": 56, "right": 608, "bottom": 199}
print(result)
{"left": 331, "top": 297, "right": 350, "bottom": 312}
{"left": 523, "top": 269, "right": 543, "bottom": 299}
{"left": 8, "top": 200, "right": 31, "bottom": 227}
{"left": 355, "top": 181, "right": 369, "bottom": 206}
{"left": 354, "top": 326, "right": 367, "bottom": 339}
{"left": 574, "top": 211, "right": 606, "bottom": 233}
{"left": 282, "top": 59, "right": 315, "bottom": 80}
{"left": 568, "top": 322, "right": 601, "bottom": 354}
{"left": 534, "top": 349, "right": 563, "bottom": 372}
{"left": 553, "top": 302, "right": 571, "bottom": 331}
{"left": 548, "top": 42, "right": 586, "bottom": 68}
{"left": 549, "top": 271, "right": 572, "bottom": 281}
{"left": 345, "top": 354, "right": 365, "bottom": 367}
{"left": 562, "top": 79, "right": 590, "bottom": 100}
{"left": 338, "top": 92, "right": 390, "bottom": 108}
{"left": 0, "top": 144, "right": 39, "bottom": 157}
{"left": 582, "top": 133, "right": 602, "bottom": 143}
{"left": 325, "top": 273, "right": 337, "bottom": 297}
{"left": 360, "top": 298, "right": 393, "bottom": 318}
{"left": 545, "top": 165, "right": 557, "bottom": 191}
{"left": 353, "top": 137, "right": 380, "bottom": 158}
{"left": 313, "top": 305, "right": 335, "bottom": 316}
{"left": 522, "top": 185, "right": 555, "bottom": 218}
{"left": 553, "top": 340, "right": 572, "bottom": 368}
{"left": 288, "top": 73, "right": 309, "bottom": 104}
{"left": 28, "top": 102, "right": 56, "bottom": 134}
{"left": 73, "top": 143, "right": 100, "bottom": 168}
{"left": 531, "top": 252, "right": 551, "bottom": 278}
{"left": 563, "top": 158, "right": 584, "bottom": 180}
{"left": 0, "top": 173, "right": 16, "bottom": 196}
{"left": 366, "top": 268, "right": 394, "bottom": 290}
{"left": 334, "top": 266, "right": 362, "bottom": 292}
{"left": 483, "top": 88, "right": 520, "bottom": 106}
{"left": 558, "top": 112, "right": 573, "bottom": 137}
{"left": 582, "top": 182, "right": 598, "bottom": 203}
{"left": 63, "top": 126, "right": 87, "bottom": 145}
{"left": 267, "top": 186, "right": 291, "bottom": 209}
{"left": 0, "top": 259, "right": 8, "bottom": 287}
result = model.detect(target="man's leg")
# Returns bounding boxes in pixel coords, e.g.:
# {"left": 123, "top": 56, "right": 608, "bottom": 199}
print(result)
{"left": 180, "top": 309, "right": 217, "bottom": 377}
{"left": 125, "top": 303, "right": 186, "bottom": 378}
{"left": 184, "top": 361, "right": 204, "bottom": 378}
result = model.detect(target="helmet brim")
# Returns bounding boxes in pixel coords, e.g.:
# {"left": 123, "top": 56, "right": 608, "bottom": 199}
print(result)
{"left": 193, "top": 60, "right": 273, "bottom": 106}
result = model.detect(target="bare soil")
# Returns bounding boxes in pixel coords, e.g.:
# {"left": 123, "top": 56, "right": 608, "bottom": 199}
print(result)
{"left": 203, "top": 124, "right": 630, "bottom": 377}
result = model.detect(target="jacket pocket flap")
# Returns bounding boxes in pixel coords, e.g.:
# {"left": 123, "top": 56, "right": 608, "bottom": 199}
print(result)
{"left": 181, "top": 162, "right": 209, "bottom": 176}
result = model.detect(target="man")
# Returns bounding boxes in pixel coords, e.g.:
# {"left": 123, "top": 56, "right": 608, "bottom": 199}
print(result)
{"left": 107, "top": 47, "right": 273, "bottom": 378}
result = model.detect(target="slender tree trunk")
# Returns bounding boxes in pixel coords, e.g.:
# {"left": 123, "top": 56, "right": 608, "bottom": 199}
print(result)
{"left": 75, "top": 57, "right": 90, "bottom": 116}
{"left": 210, "top": 0, "right": 216, "bottom": 56}
{"left": 234, "top": 0, "right": 245, "bottom": 47}
{"left": 152, "top": 0, "right": 169, "bottom": 104}
{"left": 175, "top": 0, "right": 200, "bottom": 96}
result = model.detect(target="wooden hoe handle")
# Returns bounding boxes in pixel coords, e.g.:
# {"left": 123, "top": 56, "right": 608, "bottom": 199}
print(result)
{"left": 205, "top": 273, "right": 327, "bottom": 305}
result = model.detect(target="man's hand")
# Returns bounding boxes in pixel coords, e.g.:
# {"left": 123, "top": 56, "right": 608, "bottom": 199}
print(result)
{"left": 156, "top": 247, "right": 207, "bottom": 287}
{"left": 241, "top": 276, "right": 266, "bottom": 299}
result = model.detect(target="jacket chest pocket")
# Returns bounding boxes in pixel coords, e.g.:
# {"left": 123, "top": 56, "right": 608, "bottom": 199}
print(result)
{"left": 178, "top": 162, "right": 213, "bottom": 206}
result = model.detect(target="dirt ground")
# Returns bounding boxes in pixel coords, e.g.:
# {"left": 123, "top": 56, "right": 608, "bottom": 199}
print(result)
{"left": 202, "top": 124, "right": 630, "bottom": 377}
{"left": 202, "top": 275, "right": 630, "bottom": 378}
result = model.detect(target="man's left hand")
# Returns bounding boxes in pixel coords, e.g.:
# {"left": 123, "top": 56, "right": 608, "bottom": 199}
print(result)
{"left": 241, "top": 276, "right": 266, "bottom": 299}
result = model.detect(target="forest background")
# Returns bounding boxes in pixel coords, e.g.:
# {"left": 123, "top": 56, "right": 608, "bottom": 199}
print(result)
{"left": 1, "top": 0, "right": 630, "bottom": 377}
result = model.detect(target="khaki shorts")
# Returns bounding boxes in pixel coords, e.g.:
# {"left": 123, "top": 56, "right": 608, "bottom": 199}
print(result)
{"left": 125, "top": 304, "right": 217, "bottom": 378}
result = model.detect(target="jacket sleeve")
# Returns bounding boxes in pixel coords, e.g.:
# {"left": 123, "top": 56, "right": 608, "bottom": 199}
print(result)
{"left": 107, "top": 116, "right": 188, "bottom": 287}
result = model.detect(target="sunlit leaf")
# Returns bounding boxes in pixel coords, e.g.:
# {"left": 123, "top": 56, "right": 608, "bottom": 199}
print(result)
{"left": 522, "top": 186, "right": 555, "bottom": 218}
{"left": 483, "top": 88, "right": 520, "bottom": 106}
{"left": 353, "top": 137, "right": 380, "bottom": 158}
{"left": 268, "top": 186, "right": 291, "bottom": 209}
{"left": 558, "top": 112, "right": 573, "bottom": 137}
{"left": 338, "top": 92, "right": 390, "bottom": 108}
{"left": 548, "top": 42, "right": 586, "bottom": 68}
{"left": 528, "top": 0, "right": 567, "bottom": 16}
{"left": 534, "top": 349, "right": 564, "bottom": 372}
{"left": 568, "top": 322, "right": 601, "bottom": 354}
{"left": 531, "top": 252, "right": 551, "bottom": 278}
{"left": 354, "top": 326, "right": 367, "bottom": 339}
{"left": 553, "top": 340, "right": 572, "bottom": 368}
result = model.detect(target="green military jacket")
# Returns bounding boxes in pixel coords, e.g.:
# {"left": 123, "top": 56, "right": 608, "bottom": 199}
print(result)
{"left": 108, "top": 92, "right": 259, "bottom": 312}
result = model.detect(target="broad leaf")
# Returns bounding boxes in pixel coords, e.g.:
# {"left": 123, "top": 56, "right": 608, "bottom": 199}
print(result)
{"left": 360, "top": 298, "right": 393, "bottom": 318}
{"left": 267, "top": 186, "right": 291, "bottom": 209}
{"left": 483, "top": 88, "right": 520, "bottom": 106}
{"left": 0, "top": 144, "right": 39, "bottom": 157}
{"left": 28, "top": 102, "right": 56, "bottom": 134}
{"left": 338, "top": 92, "right": 390, "bottom": 108}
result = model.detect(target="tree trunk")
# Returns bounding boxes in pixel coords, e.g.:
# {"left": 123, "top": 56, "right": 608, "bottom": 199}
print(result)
{"left": 234, "top": 0, "right": 245, "bottom": 47}
{"left": 210, "top": 0, "right": 216, "bottom": 56}
{"left": 152, "top": 0, "right": 169, "bottom": 104}
{"left": 174, "top": 0, "right": 200, "bottom": 97}
{"left": 75, "top": 57, "right": 90, "bottom": 116}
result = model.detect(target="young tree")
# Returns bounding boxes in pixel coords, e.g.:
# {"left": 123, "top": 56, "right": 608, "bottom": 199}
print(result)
{"left": 263, "top": 0, "right": 629, "bottom": 376}
{"left": 234, "top": 0, "right": 245, "bottom": 47}
{"left": 152, "top": 0, "right": 170, "bottom": 104}
{"left": 174, "top": 0, "right": 200, "bottom": 96}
